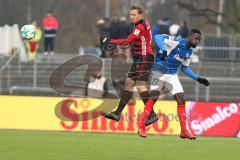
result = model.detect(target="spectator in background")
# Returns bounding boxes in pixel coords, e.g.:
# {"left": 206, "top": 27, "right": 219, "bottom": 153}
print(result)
{"left": 86, "top": 69, "right": 109, "bottom": 98}
{"left": 42, "top": 10, "right": 58, "bottom": 56}
{"left": 25, "top": 21, "right": 42, "bottom": 61}
{"left": 97, "top": 16, "right": 132, "bottom": 58}
{"left": 96, "top": 18, "right": 111, "bottom": 38}
{"left": 159, "top": 17, "right": 170, "bottom": 35}
{"left": 151, "top": 19, "right": 162, "bottom": 38}
{"left": 115, "top": 16, "right": 132, "bottom": 59}
{"left": 151, "top": 19, "right": 162, "bottom": 52}
{"left": 96, "top": 18, "right": 111, "bottom": 57}
{"left": 109, "top": 16, "right": 120, "bottom": 39}
{"left": 117, "top": 16, "right": 132, "bottom": 39}
{"left": 176, "top": 20, "right": 189, "bottom": 38}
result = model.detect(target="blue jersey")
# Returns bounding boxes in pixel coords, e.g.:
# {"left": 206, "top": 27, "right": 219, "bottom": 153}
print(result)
{"left": 153, "top": 34, "right": 193, "bottom": 75}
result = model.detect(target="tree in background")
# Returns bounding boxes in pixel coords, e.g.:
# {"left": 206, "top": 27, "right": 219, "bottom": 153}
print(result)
{"left": 177, "top": 0, "right": 240, "bottom": 34}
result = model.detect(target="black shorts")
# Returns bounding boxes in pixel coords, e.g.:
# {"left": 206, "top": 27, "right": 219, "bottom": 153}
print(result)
{"left": 127, "top": 54, "right": 154, "bottom": 81}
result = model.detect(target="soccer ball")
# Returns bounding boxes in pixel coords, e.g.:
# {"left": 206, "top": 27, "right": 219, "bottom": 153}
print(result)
{"left": 20, "top": 25, "right": 36, "bottom": 40}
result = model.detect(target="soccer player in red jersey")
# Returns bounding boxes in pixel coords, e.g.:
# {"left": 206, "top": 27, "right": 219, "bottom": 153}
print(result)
{"left": 101, "top": 5, "right": 158, "bottom": 126}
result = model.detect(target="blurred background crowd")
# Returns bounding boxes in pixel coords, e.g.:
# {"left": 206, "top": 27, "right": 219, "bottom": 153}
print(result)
{"left": 0, "top": 0, "right": 239, "bottom": 54}
{"left": 96, "top": 15, "right": 190, "bottom": 57}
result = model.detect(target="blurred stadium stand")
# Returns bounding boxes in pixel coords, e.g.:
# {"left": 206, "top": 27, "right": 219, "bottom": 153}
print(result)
{"left": 200, "top": 34, "right": 240, "bottom": 61}
{"left": 0, "top": 35, "right": 240, "bottom": 102}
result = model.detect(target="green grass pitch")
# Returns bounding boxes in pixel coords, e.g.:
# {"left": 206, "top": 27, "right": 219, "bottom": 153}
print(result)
{"left": 0, "top": 130, "right": 239, "bottom": 160}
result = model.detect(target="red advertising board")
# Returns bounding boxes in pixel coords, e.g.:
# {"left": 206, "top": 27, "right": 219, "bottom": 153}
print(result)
{"left": 187, "top": 102, "right": 240, "bottom": 137}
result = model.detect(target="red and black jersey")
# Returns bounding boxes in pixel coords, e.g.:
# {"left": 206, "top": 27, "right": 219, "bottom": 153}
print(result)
{"left": 111, "top": 19, "right": 153, "bottom": 55}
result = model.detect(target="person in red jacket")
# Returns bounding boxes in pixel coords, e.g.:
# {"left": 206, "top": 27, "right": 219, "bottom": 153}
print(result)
{"left": 101, "top": 5, "right": 158, "bottom": 126}
{"left": 42, "top": 10, "right": 58, "bottom": 56}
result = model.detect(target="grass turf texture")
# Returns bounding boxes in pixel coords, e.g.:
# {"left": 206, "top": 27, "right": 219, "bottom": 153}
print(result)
{"left": 0, "top": 130, "right": 239, "bottom": 160}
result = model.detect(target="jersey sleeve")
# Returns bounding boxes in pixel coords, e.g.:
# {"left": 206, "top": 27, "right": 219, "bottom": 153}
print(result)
{"left": 181, "top": 55, "right": 199, "bottom": 80}
{"left": 111, "top": 24, "right": 145, "bottom": 45}
{"left": 181, "top": 65, "right": 199, "bottom": 80}
{"left": 182, "top": 57, "right": 191, "bottom": 66}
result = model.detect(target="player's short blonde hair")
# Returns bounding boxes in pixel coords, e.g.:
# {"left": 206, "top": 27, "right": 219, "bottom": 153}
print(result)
{"left": 130, "top": 5, "right": 143, "bottom": 14}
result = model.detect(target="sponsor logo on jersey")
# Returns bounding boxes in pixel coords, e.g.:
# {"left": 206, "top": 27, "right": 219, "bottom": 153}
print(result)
{"left": 173, "top": 54, "right": 184, "bottom": 63}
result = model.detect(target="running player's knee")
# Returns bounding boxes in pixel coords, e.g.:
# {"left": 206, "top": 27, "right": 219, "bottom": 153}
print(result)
{"left": 136, "top": 80, "right": 148, "bottom": 92}
{"left": 176, "top": 96, "right": 185, "bottom": 105}
{"left": 177, "top": 99, "right": 185, "bottom": 105}
{"left": 136, "top": 85, "right": 147, "bottom": 92}
{"left": 174, "top": 93, "right": 185, "bottom": 105}
{"left": 150, "top": 90, "right": 161, "bottom": 102}
{"left": 123, "top": 78, "right": 136, "bottom": 92}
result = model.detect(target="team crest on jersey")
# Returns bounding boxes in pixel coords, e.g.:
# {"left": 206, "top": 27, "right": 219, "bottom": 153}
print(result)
{"left": 169, "top": 36, "right": 175, "bottom": 42}
{"left": 134, "top": 29, "right": 140, "bottom": 36}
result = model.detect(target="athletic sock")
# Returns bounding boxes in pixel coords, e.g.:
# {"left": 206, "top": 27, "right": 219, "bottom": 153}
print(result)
{"left": 177, "top": 103, "right": 187, "bottom": 132}
{"left": 144, "top": 99, "right": 155, "bottom": 116}
{"left": 138, "top": 99, "right": 156, "bottom": 127}
{"left": 114, "top": 90, "right": 133, "bottom": 114}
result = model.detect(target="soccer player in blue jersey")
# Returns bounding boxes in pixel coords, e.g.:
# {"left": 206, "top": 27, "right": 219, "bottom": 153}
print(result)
{"left": 137, "top": 29, "right": 210, "bottom": 139}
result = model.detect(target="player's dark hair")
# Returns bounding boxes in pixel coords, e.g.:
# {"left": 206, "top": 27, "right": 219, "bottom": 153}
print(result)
{"left": 190, "top": 29, "right": 201, "bottom": 35}
{"left": 47, "top": 10, "right": 53, "bottom": 14}
{"left": 130, "top": 5, "right": 144, "bottom": 14}
{"left": 182, "top": 20, "right": 187, "bottom": 26}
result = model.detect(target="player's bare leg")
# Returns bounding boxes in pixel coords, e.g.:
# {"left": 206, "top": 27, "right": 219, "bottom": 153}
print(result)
{"left": 174, "top": 93, "right": 196, "bottom": 140}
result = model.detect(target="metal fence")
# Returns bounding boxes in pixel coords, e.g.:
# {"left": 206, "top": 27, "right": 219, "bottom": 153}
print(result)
{"left": 199, "top": 34, "right": 240, "bottom": 61}
{"left": 0, "top": 34, "right": 240, "bottom": 102}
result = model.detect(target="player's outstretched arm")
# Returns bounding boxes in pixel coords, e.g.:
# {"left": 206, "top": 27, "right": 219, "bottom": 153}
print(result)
{"left": 110, "top": 25, "right": 145, "bottom": 45}
{"left": 101, "top": 34, "right": 133, "bottom": 45}
{"left": 100, "top": 37, "right": 117, "bottom": 51}
{"left": 181, "top": 65, "right": 210, "bottom": 86}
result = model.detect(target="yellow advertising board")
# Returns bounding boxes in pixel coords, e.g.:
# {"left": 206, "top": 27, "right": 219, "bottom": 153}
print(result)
{"left": 0, "top": 96, "right": 187, "bottom": 135}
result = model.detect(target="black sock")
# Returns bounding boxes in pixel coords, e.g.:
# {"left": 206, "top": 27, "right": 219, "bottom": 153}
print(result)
{"left": 114, "top": 90, "right": 133, "bottom": 114}
{"left": 139, "top": 91, "right": 150, "bottom": 105}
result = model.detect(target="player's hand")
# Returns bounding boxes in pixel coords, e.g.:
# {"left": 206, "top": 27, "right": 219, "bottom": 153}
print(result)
{"left": 197, "top": 77, "right": 210, "bottom": 86}
{"left": 160, "top": 50, "right": 168, "bottom": 61}
{"left": 100, "top": 37, "right": 116, "bottom": 51}
{"left": 100, "top": 37, "right": 110, "bottom": 45}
